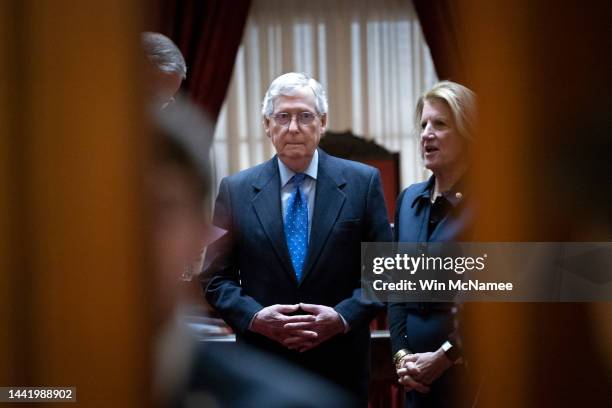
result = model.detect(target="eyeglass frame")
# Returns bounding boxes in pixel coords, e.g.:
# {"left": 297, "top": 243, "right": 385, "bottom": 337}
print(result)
{"left": 270, "top": 110, "right": 323, "bottom": 127}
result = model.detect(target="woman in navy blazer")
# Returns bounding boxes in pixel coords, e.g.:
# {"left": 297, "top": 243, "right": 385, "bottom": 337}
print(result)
{"left": 388, "top": 81, "right": 477, "bottom": 408}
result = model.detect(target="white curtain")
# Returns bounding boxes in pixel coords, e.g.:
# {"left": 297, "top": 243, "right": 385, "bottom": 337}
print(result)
{"left": 212, "top": 0, "right": 437, "bottom": 190}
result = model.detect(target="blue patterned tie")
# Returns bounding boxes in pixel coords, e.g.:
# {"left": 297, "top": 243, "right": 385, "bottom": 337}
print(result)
{"left": 285, "top": 173, "right": 309, "bottom": 280}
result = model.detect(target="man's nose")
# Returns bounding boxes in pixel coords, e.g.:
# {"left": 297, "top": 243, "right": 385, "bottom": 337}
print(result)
{"left": 288, "top": 115, "right": 300, "bottom": 132}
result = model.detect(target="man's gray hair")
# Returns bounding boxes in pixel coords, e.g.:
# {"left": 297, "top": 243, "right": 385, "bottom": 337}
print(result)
{"left": 141, "top": 32, "right": 187, "bottom": 79}
{"left": 261, "top": 72, "right": 328, "bottom": 117}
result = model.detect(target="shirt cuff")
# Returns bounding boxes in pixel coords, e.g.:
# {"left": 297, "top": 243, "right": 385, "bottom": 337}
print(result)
{"left": 338, "top": 313, "right": 350, "bottom": 333}
{"left": 248, "top": 311, "right": 259, "bottom": 331}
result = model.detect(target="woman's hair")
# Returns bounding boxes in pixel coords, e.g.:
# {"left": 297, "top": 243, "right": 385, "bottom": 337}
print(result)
{"left": 414, "top": 80, "right": 477, "bottom": 141}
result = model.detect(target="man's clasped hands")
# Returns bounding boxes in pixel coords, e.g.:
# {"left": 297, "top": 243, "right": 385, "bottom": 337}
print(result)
{"left": 251, "top": 303, "right": 346, "bottom": 352}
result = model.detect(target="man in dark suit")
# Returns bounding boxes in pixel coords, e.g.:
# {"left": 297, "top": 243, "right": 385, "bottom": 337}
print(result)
{"left": 202, "top": 72, "right": 392, "bottom": 401}
{"left": 152, "top": 100, "right": 357, "bottom": 408}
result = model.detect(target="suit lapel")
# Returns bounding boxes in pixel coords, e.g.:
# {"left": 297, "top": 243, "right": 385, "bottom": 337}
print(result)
{"left": 301, "top": 150, "right": 346, "bottom": 283}
{"left": 251, "top": 157, "right": 297, "bottom": 283}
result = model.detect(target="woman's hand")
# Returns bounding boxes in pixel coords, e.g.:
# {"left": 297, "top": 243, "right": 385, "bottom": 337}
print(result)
{"left": 405, "top": 348, "right": 453, "bottom": 386}
{"left": 397, "top": 358, "right": 430, "bottom": 393}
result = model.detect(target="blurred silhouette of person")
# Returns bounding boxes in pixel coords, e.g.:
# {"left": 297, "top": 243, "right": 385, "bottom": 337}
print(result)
{"left": 389, "top": 81, "right": 477, "bottom": 408}
{"left": 202, "top": 72, "right": 392, "bottom": 402}
{"left": 141, "top": 31, "right": 218, "bottom": 285}
{"left": 141, "top": 31, "right": 187, "bottom": 110}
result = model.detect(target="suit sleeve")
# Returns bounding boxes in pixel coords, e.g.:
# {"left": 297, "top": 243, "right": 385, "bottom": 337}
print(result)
{"left": 388, "top": 188, "right": 411, "bottom": 354}
{"left": 333, "top": 168, "right": 392, "bottom": 330}
{"left": 201, "top": 177, "right": 263, "bottom": 333}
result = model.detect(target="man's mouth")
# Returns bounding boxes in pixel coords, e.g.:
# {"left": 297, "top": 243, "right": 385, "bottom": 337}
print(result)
{"left": 424, "top": 146, "right": 439, "bottom": 154}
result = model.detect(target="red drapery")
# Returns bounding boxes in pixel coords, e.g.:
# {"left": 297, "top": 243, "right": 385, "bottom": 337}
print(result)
{"left": 413, "top": 0, "right": 467, "bottom": 85}
{"left": 156, "top": 0, "right": 252, "bottom": 121}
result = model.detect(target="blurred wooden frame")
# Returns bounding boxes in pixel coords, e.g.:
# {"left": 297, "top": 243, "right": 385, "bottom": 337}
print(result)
{"left": 458, "top": 1, "right": 612, "bottom": 407}
{"left": 0, "top": 0, "right": 15, "bottom": 388}
{"left": 459, "top": 2, "right": 532, "bottom": 406}
{"left": 0, "top": 1, "right": 154, "bottom": 406}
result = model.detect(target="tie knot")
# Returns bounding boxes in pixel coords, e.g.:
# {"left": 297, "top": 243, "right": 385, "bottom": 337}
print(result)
{"left": 292, "top": 173, "right": 307, "bottom": 186}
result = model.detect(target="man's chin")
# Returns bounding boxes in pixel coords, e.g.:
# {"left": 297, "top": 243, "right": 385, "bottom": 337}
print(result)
{"left": 282, "top": 147, "right": 313, "bottom": 159}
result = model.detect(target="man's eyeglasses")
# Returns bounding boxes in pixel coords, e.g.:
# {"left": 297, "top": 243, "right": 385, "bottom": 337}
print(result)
{"left": 271, "top": 111, "right": 319, "bottom": 127}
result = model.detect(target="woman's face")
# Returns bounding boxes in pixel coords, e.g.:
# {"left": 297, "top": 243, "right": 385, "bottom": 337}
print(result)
{"left": 419, "top": 98, "right": 467, "bottom": 175}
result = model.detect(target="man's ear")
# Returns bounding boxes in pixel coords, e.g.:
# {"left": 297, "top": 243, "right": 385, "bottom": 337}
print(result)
{"left": 319, "top": 113, "right": 327, "bottom": 134}
{"left": 263, "top": 116, "right": 271, "bottom": 137}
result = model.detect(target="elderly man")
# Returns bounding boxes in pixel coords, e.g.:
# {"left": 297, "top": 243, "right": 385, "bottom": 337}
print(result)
{"left": 141, "top": 31, "right": 186, "bottom": 110}
{"left": 152, "top": 101, "right": 356, "bottom": 407}
{"left": 203, "top": 72, "right": 392, "bottom": 401}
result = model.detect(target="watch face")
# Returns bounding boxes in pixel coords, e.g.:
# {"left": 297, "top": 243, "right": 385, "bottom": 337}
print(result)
{"left": 443, "top": 341, "right": 462, "bottom": 363}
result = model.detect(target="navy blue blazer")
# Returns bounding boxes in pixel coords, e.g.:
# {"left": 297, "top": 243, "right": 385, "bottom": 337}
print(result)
{"left": 203, "top": 148, "right": 392, "bottom": 397}
{"left": 388, "top": 176, "right": 475, "bottom": 407}
{"left": 388, "top": 176, "right": 474, "bottom": 355}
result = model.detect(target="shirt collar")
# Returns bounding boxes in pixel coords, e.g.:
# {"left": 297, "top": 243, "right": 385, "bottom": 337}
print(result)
{"left": 410, "top": 176, "right": 435, "bottom": 208}
{"left": 411, "top": 175, "right": 467, "bottom": 208}
{"left": 278, "top": 149, "right": 319, "bottom": 187}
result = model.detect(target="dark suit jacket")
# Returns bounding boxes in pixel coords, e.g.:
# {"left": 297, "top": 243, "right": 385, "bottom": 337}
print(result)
{"left": 388, "top": 176, "right": 474, "bottom": 408}
{"left": 202, "top": 148, "right": 392, "bottom": 397}
{"left": 388, "top": 176, "right": 474, "bottom": 354}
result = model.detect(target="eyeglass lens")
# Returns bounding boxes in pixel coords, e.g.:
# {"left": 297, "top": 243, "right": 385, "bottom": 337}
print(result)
{"left": 273, "top": 112, "right": 316, "bottom": 126}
